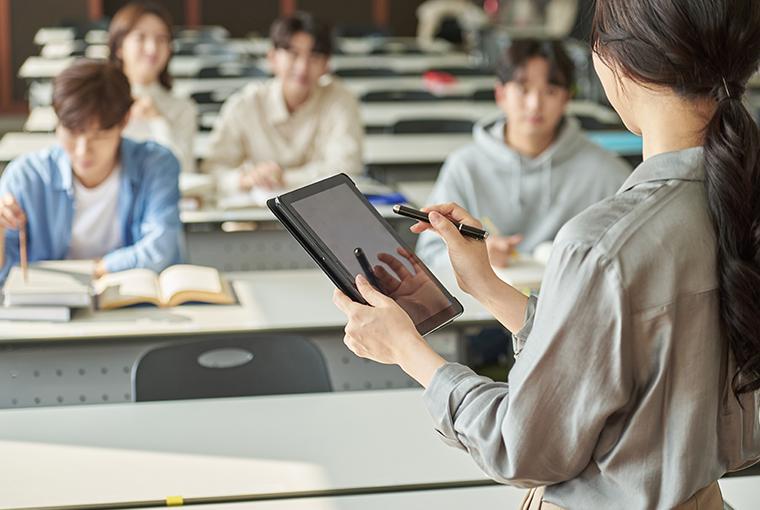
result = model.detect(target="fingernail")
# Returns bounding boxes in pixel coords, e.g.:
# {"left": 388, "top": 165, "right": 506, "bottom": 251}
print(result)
{"left": 429, "top": 211, "right": 441, "bottom": 224}
{"left": 356, "top": 274, "right": 367, "bottom": 285}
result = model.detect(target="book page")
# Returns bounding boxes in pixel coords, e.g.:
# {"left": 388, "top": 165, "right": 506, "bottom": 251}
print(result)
{"left": 158, "top": 265, "right": 223, "bottom": 304}
{"left": 94, "top": 269, "right": 162, "bottom": 309}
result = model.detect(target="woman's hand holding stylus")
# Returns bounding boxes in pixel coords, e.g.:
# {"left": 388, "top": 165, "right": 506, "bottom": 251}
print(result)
{"left": 333, "top": 275, "right": 447, "bottom": 388}
{"left": 411, "top": 202, "right": 499, "bottom": 300}
{"left": 412, "top": 202, "right": 530, "bottom": 334}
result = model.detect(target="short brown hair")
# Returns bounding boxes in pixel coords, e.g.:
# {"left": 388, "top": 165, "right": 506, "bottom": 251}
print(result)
{"left": 53, "top": 60, "right": 134, "bottom": 132}
{"left": 108, "top": 1, "right": 174, "bottom": 89}
{"left": 270, "top": 11, "right": 332, "bottom": 56}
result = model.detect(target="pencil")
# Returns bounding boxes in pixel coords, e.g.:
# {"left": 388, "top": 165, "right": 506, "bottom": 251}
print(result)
{"left": 19, "top": 221, "right": 27, "bottom": 282}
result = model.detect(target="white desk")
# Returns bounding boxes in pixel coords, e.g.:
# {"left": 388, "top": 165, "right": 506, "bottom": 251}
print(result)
{"left": 1, "top": 129, "right": 636, "bottom": 169}
{"left": 25, "top": 75, "right": 498, "bottom": 108}
{"left": 363, "top": 133, "right": 472, "bottom": 165}
{"left": 0, "top": 265, "right": 543, "bottom": 408}
{"left": 1, "top": 389, "right": 754, "bottom": 510}
{"left": 329, "top": 53, "right": 474, "bottom": 74}
{"left": 1, "top": 131, "right": 466, "bottom": 165}
{"left": 18, "top": 54, "right": 240, "bottom": 80}
{"left": 0, "top": 389, "right": 530, "bottom": 510}
{"left": 0, "top": 266, "right": 543, "bottom": 342}
{"left": 26, "top": 100, "right": 619, "bottom": 134}
{"left": 33, "top": 27, "right": 75, "bottom": 46}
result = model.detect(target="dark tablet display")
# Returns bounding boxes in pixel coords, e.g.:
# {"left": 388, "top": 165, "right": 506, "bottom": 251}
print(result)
{"left": 268, "top": 174, "right": 463, "bottom": 336}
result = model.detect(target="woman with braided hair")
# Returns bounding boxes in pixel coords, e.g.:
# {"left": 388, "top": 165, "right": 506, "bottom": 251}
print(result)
{"left": 333, "top": 0, "right": 760, "bottom": 508}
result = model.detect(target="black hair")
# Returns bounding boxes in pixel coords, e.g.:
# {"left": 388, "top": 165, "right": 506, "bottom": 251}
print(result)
{"left": 270, "top": 11, "right": 332, "bottom": 56}
{"left": 495, "top": 39, "right": 574, "bottom": 90}
{"left": 592, "top": 0, "right": 760, "bottom": 395}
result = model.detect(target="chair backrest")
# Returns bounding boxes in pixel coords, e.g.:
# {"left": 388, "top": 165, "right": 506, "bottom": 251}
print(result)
{"left": 392, "top": 119, "right": 474, "bottom": 134}
{"left": 362, "top": 90, "right": 438, "bottom": 102}
{"left": 334, "top": 67, "right": 401, "bottom": 78}
{"left": 197, "top": 63, "right": 268, "bottom": 79}
{"left": 427, "top": 67, "right": 493, "bottom": 77}
{"left": 190, "top": 86, "right": 240, "bottom": 104}
{"left": 132, "top": 335, "right": 332, "bottom": 402}
{"left": 471, "top": 88, "right": 496, "bottom": 101}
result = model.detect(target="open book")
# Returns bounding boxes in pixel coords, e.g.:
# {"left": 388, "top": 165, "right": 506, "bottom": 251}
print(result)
{"left": 93, "top": 265, "right": 235, "bottom": 310}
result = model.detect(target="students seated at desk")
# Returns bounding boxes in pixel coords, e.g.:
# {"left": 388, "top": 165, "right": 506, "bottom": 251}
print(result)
{"left": 0, "top": 60, "right": 183, "bottom": 284}
{"left": 201, "top": 12, "right": 363, "bottom": 194}
{"left": 415, "top": 39, "right": 631, "bottom": 268}
{"left": 108, "top": 1, "right": 198, "bottom": 173}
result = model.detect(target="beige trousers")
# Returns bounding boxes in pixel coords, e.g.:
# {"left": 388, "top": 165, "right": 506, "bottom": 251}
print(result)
{"left": 519, "top": 481, "right": 723, "bottom": 510}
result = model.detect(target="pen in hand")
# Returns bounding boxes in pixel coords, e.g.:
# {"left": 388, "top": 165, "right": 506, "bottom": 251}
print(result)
{"left": 19, "top": 220, "right": 27, "bottom": 283}
{"left": 393, "top": 204, "right": 489, "bottom": 242}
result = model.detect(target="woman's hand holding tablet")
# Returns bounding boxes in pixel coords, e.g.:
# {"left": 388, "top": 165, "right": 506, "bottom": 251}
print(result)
{"left": 268, "top": 174, "right": 463, "bottom": 337}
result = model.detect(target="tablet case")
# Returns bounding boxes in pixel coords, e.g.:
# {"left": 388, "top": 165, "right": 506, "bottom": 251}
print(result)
{"left": 267, "top": 174, "right": 463, "bottom": 336}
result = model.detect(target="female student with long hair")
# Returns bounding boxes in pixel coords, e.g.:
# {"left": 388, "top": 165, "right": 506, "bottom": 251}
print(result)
{"left": 333, "top": 0, "right": 760, "bottom": 508}
{"left": 108, "top": 1, "right": 198, "bottom": 172}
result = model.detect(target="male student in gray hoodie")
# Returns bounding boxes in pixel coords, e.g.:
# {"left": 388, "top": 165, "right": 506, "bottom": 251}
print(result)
{"left": 416, "top": 39, "right": 631, "bottom": 268}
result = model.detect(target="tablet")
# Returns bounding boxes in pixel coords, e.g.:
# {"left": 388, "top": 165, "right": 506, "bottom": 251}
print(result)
{"left": 268, "top": 174, "right": 463, "bottom": 337}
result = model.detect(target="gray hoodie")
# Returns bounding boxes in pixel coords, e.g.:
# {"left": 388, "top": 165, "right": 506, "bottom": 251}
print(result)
{"left": 415, "top": 114, "right": 632, "bottom": 267}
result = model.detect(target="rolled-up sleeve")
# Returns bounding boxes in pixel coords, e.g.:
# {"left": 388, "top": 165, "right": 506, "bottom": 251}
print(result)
{"left": 422, "top": 240, "right": 634, "bottom": 488}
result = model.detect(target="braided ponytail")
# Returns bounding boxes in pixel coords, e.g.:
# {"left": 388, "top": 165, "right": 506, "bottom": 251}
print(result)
{"left": 592, "top": 0, "right": 760, "bottom": 395}
{"left": 704, "top": 83, "right": 760, "bottom": 394}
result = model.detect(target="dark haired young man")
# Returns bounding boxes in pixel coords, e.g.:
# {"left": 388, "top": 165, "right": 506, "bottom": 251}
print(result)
{"left": 0, "top": 60, "right": 183, "bottom": 284}
{"left": 202, "top": 12, "right": 363, "bottom": 193}
{"left": 416, "top": 39, "right": 631, "bottom": 268}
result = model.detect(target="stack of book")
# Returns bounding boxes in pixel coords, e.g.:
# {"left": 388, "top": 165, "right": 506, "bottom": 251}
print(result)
{"left": 0, "top": 261, "right": 236, "bottom": 322}
{"left": 0, "top": 260, "right": 95, "bottom": 322}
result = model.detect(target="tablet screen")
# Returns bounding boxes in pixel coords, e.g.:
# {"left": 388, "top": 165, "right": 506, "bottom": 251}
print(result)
{"left": 286, "top": 181, "right": 459, "bottom": 334}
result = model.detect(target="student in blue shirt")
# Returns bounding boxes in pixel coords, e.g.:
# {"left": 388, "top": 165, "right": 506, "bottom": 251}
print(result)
{"left": 0, "top": 60, "right": 183, "bottom": 284}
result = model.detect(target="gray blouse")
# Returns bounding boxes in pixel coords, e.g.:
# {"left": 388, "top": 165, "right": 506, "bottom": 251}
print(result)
{"left": 423, "top": 147, "right": 760, "bottom": 509}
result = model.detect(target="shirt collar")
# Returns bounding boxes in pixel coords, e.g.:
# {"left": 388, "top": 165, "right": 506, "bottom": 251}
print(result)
{"left": 131, "top": 81, "right": 164, "bottom": 98}
{"left": 51, "top": 139, "right": 138, "bottom": 191}
{"left": 265, "top": 78, "right": 324, "bottom": 125}
{"left": 618, "top": 146, "right": 706, "bottom": 194}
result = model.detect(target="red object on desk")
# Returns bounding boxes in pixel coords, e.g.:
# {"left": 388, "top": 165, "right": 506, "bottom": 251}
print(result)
{"left": 422, "top": 70, "right": 459, "bottom": 86}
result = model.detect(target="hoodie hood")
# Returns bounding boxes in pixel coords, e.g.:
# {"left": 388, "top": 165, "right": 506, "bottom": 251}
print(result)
{"left": 472, "top": 113, "right": 587, "bottom": 213}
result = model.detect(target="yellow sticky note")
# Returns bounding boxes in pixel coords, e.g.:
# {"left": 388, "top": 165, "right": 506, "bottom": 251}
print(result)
{"left": 166, "top": 496, "right": 184, "bottom": 506}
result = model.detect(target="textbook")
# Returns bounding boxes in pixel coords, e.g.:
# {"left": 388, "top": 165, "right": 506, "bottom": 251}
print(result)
{"left": 0, "top": 305, "right": 71, "bottom": 322}
{"left": 2, "top": 260, "right": 95, "bottom": 307}
{"left": 93, "top": 264, "right": 235, "bottom": 310}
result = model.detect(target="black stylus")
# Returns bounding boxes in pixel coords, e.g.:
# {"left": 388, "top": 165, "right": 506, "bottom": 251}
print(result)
{"left": 392, "top": 204, "right": 489, "bottom": 242}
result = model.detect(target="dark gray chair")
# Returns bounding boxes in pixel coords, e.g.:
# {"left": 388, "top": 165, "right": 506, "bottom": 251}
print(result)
{"left": 132, "top": 335, "right": 332, "bottom": 402}
{"left": 197, "top": 63, "right": 269, "bottom": 79}
{"left": 362, "top": 90, "right": 438, "bottom": 102}
{"left": 334, "top": 67, "right": 400, "bottom": 78}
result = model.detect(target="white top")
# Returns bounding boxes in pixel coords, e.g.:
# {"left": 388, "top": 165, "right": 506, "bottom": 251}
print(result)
{"left": 200, "top": 77, "right": 364, "bottom": 192}
{"left": 66, "top": 165, "right": 123, "bottom": 260}
{"left": 122, "top": 82, "right": 198, "bottom": 173}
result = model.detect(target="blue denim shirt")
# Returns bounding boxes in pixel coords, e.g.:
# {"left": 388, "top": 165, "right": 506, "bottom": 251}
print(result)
{"left": 0, "top": 138, "right": 184, "bottom": 284}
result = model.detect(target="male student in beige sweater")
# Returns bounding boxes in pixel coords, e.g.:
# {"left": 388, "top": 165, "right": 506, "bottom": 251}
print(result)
{"left": 201, "top": 12, "right": 363, "bottom": 193}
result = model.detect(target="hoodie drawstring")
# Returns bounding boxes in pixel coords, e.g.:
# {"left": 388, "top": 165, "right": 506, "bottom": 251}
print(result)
{"left": 512, "top": 158, "right": 522, "bottom": 213}
{"left": 541, "top": 157, "right": 552, "bottom": 213}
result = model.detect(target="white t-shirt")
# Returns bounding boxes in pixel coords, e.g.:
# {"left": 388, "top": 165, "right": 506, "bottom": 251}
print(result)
{"left": 66, "top": 165, "right": 124, "bottom": 260}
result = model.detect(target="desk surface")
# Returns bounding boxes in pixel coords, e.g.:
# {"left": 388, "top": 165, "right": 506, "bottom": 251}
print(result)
{"left": 25, "top": 100, "right": 619, "bottom": 134}
{"left": 0, "top": 263, "right": 546, "bottom": 342}
{"left": 2, "top": 387, "right": 755, "bottom": 510}
{"left": 0, "top": 129, "right": 640, "bottom": 166}
{"left": 0, "top": 388, "right": 521, "bottom": 510}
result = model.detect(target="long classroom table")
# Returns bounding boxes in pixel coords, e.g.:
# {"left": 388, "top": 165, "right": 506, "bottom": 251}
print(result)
{"left": 0, "top": 264, "right": 544, "bottom": 409}
{"left": 0, "top": 388, "right": 527, "bottom": 510}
